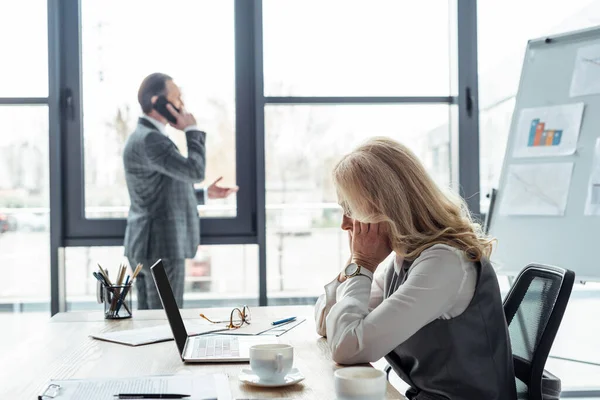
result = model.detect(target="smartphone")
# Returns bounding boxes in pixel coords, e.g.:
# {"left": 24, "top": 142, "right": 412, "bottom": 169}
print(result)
{"left": 153, "top": 95, "right": 180, "bottom": 124}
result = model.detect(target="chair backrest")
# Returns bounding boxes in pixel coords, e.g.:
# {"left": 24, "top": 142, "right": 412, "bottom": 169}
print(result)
{"left": 503, "top": 264, "right": 575, "bottom": 400}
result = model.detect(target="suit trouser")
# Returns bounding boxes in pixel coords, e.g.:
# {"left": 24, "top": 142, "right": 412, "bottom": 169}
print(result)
{"left": 127, "top": 258, "right": 185, "bottom": 310}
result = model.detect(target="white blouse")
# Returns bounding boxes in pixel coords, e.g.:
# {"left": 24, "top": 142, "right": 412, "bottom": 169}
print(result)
{"left": 314, "top": 244, "right": 477, "bottom": 365}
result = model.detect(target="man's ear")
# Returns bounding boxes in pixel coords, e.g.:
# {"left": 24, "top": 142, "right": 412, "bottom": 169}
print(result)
{"left": 150, "top": 95, "right": 158, "bottom": 105}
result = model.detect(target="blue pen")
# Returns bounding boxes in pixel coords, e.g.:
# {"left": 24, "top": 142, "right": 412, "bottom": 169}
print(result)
{"left": 115, "top": 275, "right": 130, "bottom": 315}
{"left": 272, "top": 316, "right": 297, "bottom": 326}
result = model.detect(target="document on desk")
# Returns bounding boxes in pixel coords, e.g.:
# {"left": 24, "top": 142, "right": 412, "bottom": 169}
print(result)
{"left": 38, "top": 374, "right": 231, "bottom": 400}
{"left": 219, "top": 318, "right": 306, "bottom": 336}
{"left": 90, "top": 318, "right": 306, "bottom": 345}
{"left": 259, "top": 318, "right": 306, "bottom": 336}
{"left": 90, "top": 321, "right": 227, "bottom": 346}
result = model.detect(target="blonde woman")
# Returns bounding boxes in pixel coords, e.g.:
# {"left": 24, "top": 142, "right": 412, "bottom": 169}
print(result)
{"left": 315, "top": 138, "right": 517, "bottom": 400}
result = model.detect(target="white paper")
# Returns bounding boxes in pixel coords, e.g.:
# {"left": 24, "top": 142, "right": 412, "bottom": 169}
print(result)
{"left": 260, "top": 318, "right": 307, "bottom": 337}
{"left": 90, "top": 322, "right": 226, "bottom": 346}
{"left": 41, "top": 374, "right": 230, "bottom": 400}
{"left": 500, "top": 163, "right": 574, "bottom": 216}
{"left": 512, "top": 104, "right": 584, "bottom": 158}
{"left": 219, "top": 318, "right": 306, "bottom": 336}
{"left": 90, "top": 317, "right": 307, "bottom": 345}
{"left": 585, "top": 138, "right": 600, "bottom": 215}
{"left": 570, "top": 44, "right": 600, "bottom": 97}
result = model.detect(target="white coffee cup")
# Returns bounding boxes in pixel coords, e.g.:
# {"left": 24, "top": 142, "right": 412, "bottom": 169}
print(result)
{"left": 249, "top": 344, "right": 294, "bottom": 382}
{"left": 334, "top": 367, "right": 386, "bottom": 400}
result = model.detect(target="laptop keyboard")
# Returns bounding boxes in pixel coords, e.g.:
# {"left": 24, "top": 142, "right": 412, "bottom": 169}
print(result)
{"left": 191, "top": 336, "right": 240, "bottom": 358}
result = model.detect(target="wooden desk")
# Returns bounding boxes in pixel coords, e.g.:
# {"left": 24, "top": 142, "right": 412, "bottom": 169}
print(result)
{"left": 0, "top": 305, "right": 405, "bottom": 399}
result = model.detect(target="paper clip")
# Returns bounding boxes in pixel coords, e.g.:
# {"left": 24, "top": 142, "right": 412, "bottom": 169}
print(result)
{"left": 38, "top": 383, "right": 61, "bottom": 399}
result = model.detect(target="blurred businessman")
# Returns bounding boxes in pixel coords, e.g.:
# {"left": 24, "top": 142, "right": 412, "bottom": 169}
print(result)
{"left": 123, "top": 73, "right": 238, "bottom": 309}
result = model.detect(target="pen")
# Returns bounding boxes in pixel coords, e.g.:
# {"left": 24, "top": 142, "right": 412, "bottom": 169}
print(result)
{"left": 93, "top": 271, "right": 110, "bottom": 286}
{"left": 114, "top": 275, "right": 130, "bottom": 315}
{"left": 272, "top": 316, "right": 296, "bottom": 326}
{"left": 92, "top": 272, "right": 105, "bottom": 284}
{"left": 113, "top": 394, "right": 191, "bottom": 399}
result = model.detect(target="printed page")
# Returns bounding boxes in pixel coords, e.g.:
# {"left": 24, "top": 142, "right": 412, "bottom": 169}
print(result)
{"left": 500, "top": 163, "right": 574, "bottom": 216}
{"left": 585, "top": 138, "right": 600, "bottom": 216}
{"left": 512, "top": 104, "right": 584, "bottom": 158}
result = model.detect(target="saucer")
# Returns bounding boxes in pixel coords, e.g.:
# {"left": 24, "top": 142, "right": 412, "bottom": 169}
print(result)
{"left": 239, "top": 367, "right": 305, "bottom": 387}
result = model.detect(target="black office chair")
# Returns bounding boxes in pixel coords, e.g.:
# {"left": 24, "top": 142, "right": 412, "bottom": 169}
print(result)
{"left": 504, "top": 264, "right": 575, "bottom": 400}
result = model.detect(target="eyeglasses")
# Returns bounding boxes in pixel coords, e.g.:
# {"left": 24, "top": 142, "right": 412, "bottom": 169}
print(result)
{"left": 199, "top": 305, "right": 251, "bottom": 329}
{"left": 39, "top": 383, "right": 61, "bottom": 398}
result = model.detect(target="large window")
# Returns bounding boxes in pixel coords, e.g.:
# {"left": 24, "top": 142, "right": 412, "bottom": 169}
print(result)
{"left": 61, "top": 0, "right": 255, "bottom": 243}
{"left": 262, "top": 0, "right": 457, "bottom": 297}
{"left": 81, "top": 1, "right": 236, "bottom": 219}
{"left": 0, "top": 0, "right": 50, "bottom": 313}
{"left": 0, "top": 107, "right": 50, "bottom": 312}
{"left": 0, "top": 0, "right": 48, "bottom": 97}
{"left": 262, "top": 0, "right": 451, "bottom": 97}
{"left": 1, "top": 1, "right": 480, "bottom": 315}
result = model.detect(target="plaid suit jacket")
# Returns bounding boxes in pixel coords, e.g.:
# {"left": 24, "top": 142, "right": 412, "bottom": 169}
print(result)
{"left": 123, "top": 118, "right": 206, "bottom": 260}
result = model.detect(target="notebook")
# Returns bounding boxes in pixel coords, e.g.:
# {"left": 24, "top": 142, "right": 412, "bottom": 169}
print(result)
{"left": 90, "top": 322, "right": 227, "bottom": 346}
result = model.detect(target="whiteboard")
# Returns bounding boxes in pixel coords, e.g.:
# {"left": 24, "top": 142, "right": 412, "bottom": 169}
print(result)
{"left": 490, "top": 27, "right": 600, "bottom": 281}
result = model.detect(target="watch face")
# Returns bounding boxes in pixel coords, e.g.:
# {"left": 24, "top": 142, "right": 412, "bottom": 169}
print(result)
{"left": 345, "top": 263, "right": 359, "bottom": 277}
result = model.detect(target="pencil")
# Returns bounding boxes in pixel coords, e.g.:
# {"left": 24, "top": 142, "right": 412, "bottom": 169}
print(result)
{"left": 97, "top": 264, "right": 113, "bottom": 286}
{"left": 132, "top": 263, "right": 143, "bottom": 281}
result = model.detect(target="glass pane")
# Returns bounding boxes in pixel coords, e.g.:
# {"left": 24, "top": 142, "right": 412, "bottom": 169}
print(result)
{"left": 477, "top": 0, "right": 600, "bottom": 212}
{"left": 544, "top": 282, "right": 600, "bottom": 387}
{"left": 81, "top": 0, "right": 236, "bottom": 219}
{"left": 65, "top": 245, "right": 258, "bottom": 311}
{"left": 263, "top": 0, "right": 452, "bottom": 96}
{"left": 0, "top": 106, "right": 50, "bottom": 312}
{"left": 0, "top": 0, "right": 48, "bottom": 97}
{"left": 265, "top": 105, "right": 451, "bottom": 299}
{"left": 479, "top": 98, "right": 515, "bottom": 213}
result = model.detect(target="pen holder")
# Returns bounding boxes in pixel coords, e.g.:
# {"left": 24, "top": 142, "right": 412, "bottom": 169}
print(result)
{"left": 100, "top": 284, "right": 133, "bottom": 319}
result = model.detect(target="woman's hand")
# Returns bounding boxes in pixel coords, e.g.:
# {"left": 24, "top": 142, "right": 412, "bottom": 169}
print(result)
{"left": 351, "top": 220, "right": 392, "bottom": 273}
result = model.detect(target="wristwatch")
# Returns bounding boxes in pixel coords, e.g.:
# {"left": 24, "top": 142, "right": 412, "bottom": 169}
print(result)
{"left": 344, "top": 262, "right": 372, "bottom": 281}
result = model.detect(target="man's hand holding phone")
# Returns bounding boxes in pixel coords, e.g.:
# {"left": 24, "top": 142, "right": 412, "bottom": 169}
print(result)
{"left": 166, "top": 104, "right": 197, "bottom": 131}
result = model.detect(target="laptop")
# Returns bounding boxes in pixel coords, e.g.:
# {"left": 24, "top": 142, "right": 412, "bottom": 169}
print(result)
{"left": 151, "top": 259, "right": 272, "bottom": 363}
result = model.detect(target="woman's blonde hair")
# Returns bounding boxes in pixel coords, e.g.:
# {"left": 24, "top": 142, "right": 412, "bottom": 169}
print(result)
{"left": 333, "top": 137, "right": 493, "bottom": 262}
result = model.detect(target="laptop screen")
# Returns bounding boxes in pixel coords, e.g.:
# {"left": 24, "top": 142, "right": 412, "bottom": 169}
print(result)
{"left": 150, "top": 260, "right": 188, "bottom": 358}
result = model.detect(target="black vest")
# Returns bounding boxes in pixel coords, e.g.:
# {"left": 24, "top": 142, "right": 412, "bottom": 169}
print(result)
{"left": 384, "top": 256, "right": 517, "bottom": 400}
